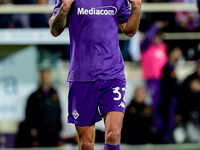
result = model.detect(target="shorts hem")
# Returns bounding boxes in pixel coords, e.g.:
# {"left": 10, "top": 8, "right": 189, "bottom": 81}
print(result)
{"left": 101, "top": 109, "right": 125, "bottom": 117}
{"left": 68, "top": 118, "right": 102, "bottom": 126}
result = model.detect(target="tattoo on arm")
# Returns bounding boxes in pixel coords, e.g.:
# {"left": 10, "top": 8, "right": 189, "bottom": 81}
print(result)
{"left": 132, "top": 7, "right": 137, "bottom": 10}
{"left": 53, "top": 7, "right": 70, "bottom": 32}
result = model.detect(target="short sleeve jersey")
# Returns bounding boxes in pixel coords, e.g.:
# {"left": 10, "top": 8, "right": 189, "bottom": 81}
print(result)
{"left": 53, "top": 0, "right": 131, "bottom": 82}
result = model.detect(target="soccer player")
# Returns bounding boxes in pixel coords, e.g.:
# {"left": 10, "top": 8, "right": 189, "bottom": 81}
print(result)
{"left": 49, "top": 0, "right": 141, "bottom": 149}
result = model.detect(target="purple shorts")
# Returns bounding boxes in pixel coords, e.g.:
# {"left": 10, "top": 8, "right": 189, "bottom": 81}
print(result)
{"left": 68, "top": 79, "right": 126, "bottom": 126}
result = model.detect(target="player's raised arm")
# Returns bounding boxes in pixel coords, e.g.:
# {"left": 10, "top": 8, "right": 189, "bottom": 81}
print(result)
{"left": 49, "top": 0, "right": 74, "bottom": 37}
{"left": 120, "top": 0, "right": 142, "bottom": 37}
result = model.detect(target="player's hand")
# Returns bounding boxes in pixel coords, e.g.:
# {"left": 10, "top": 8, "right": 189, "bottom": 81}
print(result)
{"left": 129, "top": 0, "right": 142, "bottom": 8}
{"left": 62, "top": 0, "right": 74, "bottom": 9}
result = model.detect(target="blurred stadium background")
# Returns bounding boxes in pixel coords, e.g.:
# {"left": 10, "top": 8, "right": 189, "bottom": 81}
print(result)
{"left": 0, "top": 1, "right": 200, "bottom": 150}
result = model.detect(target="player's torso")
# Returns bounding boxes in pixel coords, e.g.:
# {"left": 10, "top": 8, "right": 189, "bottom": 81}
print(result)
{"left": 64, "top": 0, "right": 128, "bottom": 81}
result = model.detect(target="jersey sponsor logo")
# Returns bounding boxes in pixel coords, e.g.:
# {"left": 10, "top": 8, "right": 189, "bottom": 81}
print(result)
{"left": 72, "top": 109, "right": 79, "bottom": 120}
{"left": 77, "top": 6, "right": 117, "bottom": 16}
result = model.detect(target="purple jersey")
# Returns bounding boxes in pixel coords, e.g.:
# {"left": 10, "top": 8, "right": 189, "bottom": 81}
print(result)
{"left": 53, "top": 0, "right": 131, "bottom": 82}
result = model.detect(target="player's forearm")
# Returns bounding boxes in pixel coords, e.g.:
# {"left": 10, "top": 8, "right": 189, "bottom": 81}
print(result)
{"left": 49, "top": 3, "right": 71, "bottom": 37}
{"left": 122, "top": 4, "right": 141, "bottom": 37}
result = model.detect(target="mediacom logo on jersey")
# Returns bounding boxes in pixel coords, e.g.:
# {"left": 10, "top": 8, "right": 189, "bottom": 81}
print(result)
{"left": 77, "top": 6, "right": 117, "bottom": 15}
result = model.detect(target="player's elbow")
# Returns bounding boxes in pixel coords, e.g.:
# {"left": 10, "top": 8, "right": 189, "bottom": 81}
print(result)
{"left": 50, "top": 29, "right": 60, "bottom": 37}
{"left": 50, "top": 28, "right": 63, "bottom": 37}
{"left": 49, "top": 17, "right": 63, "bottom": 37}
{"left": 122, "top": 25, "right": 138, "bottom": 37}
{"left": 124, "top": 30, "right": 137, "bottom": 37}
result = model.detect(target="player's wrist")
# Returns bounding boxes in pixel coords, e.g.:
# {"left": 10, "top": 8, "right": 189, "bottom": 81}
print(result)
{"left": 61, "top": 2, "right": 72, "bottom": 11}
{"left": 130, "top": 3, "right": 141, "bottom": 11}
{"left": 130, "top": 1, "right": 141, "bottom": 9}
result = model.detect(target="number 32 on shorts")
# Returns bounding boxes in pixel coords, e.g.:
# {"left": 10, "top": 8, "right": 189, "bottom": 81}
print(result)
{"left": 112, "top": 87, "right": 126, "bottom": 102}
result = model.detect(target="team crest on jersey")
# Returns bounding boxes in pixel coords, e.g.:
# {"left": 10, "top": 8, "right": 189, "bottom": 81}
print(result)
{"left": 73, "top": 109, "right": 79, "bottom": 120}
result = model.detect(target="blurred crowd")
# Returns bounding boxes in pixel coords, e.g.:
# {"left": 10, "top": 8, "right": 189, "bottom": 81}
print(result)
{"left": 0, "top": 0, "right": 54, "bottom": 28}
{"left": 121, "top": 58, "right": 200, "bottom": 144}
{"left": 0, "top": 0, "right": 200, "bottom": 147}
{"left": 0, "top": 0, "right": 199, "bottom": 32}
{"left": 0, "top": 0, "right": 200, "bottom": 61}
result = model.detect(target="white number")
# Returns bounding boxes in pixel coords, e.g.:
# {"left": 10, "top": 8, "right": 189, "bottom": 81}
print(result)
{"left": 113, "top": 87, "right": 126, "bottom": 101}
{"left": 113, "top": 87, "right": 121, "bottom": 101}
{"left": 122, "top": 87, "right": 126, "bottom": 102}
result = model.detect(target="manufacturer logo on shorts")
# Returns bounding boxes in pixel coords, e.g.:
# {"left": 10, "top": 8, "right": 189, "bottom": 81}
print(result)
{"left": 73, "top": 109, "right": 79, "bottom": 120}
{"left": 77, "top": 6, "right": 117, "bottom": 16}
{"left": 118, "top": 102, "right": 125, "bottom": 108}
